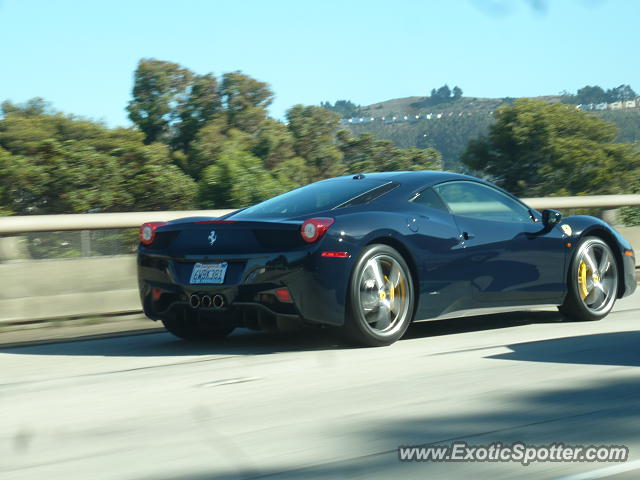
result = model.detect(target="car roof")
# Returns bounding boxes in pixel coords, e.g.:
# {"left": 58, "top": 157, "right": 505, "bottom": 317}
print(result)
{"left": 324, "top": 170, "right": 478, "bottom": 190}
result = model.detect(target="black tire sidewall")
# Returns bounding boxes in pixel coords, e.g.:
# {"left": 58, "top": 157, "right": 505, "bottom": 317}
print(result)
{"left": 345, "top": 244, "right": 415, "bottom": 346}
{"left": 560, "top": 237, "right": 618, "bottom": 321}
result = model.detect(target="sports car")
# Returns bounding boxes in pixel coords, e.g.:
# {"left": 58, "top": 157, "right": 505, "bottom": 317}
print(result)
{"left": 137, "top": 171, "right": 636, "bottom": 346}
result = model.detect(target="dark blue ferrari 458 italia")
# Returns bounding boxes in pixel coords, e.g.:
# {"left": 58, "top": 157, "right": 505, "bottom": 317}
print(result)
{"left": 137, "top": 171, "right": 636, "bottom": 346}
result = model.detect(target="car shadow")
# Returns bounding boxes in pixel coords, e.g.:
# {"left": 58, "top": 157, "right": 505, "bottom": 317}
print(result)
{"left": 0, "top": 309, "right": 566, "bottom": 358}
{"left": 487, "top": 330, "right": 640, "bottom": 367}
{"left": 405, "top": 309, "right": 562, "bottom": 339}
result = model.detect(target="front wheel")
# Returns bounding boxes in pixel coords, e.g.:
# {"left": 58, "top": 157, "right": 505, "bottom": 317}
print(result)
{"left": 559, "top": 236, "right": 619, "bottom": 321}
{"left": 342, "top": 244, "right": 415, "bottom": 346}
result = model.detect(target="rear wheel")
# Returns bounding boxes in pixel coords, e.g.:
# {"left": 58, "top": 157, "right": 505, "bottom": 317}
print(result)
{"left": 559, "top": 236, "right": 619, "bottom": 321}
{"left": 342, "top": 244, "right": 415, "bottom": 346}
{"left": 161, "top": 311, "right": 235, "bottom": 340}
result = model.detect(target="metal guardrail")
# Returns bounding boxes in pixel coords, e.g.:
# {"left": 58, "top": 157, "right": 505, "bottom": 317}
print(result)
{"left": 521, "top": 194, "right": 640, "bottom": 210}
{"left": 0, "top": 210, "right": 234, "bottom": 234}
{"left": 1, "top": 195, "right": 640, "bottom": 234}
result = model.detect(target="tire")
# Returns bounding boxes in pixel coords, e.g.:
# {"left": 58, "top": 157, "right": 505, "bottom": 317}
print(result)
{"left": 559, "top": 236, "right": 619, "bottom": 322}
{"left": 162, "top": 311, "right": 235, "bottom": 341}
{"left": 342, "top": 244, "right": 415, "bottom": 346}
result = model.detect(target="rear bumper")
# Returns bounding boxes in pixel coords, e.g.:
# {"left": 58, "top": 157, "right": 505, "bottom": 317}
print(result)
{"left": 137, "top": 248, "right": 354, "bottom": 327}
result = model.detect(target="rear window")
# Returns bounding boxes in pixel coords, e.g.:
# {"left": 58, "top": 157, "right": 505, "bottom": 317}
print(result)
{"left": 230, "top": 179, "right": 396, "bottom": 219}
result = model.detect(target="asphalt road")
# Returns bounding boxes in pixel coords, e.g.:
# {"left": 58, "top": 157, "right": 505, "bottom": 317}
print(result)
{"left": 2, "top": 294, "right": 640, "bottom": 480}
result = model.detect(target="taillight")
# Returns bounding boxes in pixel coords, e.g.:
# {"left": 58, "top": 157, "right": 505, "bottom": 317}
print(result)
{"left": 300, "top": 217, "right": 334, "bottom": 243}
{"left": 274, "top": 288, "right": 293, "bottom": 303}
{"left": 139, "top": 222, "right": 167, "bottom": 246}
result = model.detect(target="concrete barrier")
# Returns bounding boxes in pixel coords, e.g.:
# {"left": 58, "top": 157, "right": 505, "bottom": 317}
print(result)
{"left": 0, "top": 256, "right": 138, "bottom": 323}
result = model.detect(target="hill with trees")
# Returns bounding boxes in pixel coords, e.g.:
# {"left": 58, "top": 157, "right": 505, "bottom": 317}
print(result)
{"left": 338, "top": 85, "right": 640, "bottom": 171}
{"left": 462, "top": 99, "right": 640, "bottom": 197}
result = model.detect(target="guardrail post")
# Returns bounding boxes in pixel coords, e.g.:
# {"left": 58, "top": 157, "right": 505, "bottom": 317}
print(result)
{"left": 0, "top": 236, "right": 31, "bottom": 261}
{"left": 80, "top": 230, "right": 91, "bottom": 257}
{"left": 601, "top": 209, "right": 619, "bottom": 226}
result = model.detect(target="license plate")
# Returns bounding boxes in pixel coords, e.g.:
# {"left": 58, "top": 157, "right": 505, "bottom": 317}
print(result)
{"left": 190, "top": 262, "right": 228, "bottom": 284}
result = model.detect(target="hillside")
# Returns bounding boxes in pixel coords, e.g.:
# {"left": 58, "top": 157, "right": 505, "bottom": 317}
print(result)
{"left": 344, "top": 96, "right": 640, "bottom": 171}
{"left": 357, "top": 95, "right": 560, "bottom": 118}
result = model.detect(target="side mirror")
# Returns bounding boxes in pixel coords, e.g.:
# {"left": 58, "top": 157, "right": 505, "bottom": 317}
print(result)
{"left": 542, "top": 209, "right": 563, "bottom": 227}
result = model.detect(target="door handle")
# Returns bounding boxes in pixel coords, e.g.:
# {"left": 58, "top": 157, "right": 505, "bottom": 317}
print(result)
{"left": 462, "top": 231, "right": 475, "bottom": 240}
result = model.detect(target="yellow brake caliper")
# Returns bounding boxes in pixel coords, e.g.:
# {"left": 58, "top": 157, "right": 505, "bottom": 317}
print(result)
{"left": 382, "top": 275, "right": 392, "bottom": 302}
{"left": 578, "top": 260, "right": 589, "bottom": 299}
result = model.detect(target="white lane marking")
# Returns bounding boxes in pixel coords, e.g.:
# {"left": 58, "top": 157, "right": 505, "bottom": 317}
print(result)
{"left": 198, "top": 377, "right": 260, "bottom": 388}
{"left": 553, "top": 459, "right": 640, "bottom": 480}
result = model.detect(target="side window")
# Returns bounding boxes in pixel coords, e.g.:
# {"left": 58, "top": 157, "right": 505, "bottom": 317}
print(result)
{"left": 433, "top": 181, "right": 532, "bottom": 223}
{"left": 412, "top": 187, "right": 449, "bottom": 212}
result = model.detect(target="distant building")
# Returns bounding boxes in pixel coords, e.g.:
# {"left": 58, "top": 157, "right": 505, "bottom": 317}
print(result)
{"left": 625, "top": 100, "right": 637, "bottom": 109}
{"left": 609, "top": 101, "right": 623, "bottom": 110}
{"left": 595, "top": 103, "right": 608, "bottom": 111}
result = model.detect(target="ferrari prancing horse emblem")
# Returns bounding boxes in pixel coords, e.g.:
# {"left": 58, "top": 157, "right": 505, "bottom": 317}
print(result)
{"left": 208, "top": 230, "right": 217, "bottom": 246}
{"left": 561, "top": 224, "right": 572, "bottom": 236}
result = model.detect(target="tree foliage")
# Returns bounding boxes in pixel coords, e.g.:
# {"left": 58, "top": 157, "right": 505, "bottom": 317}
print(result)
{"left": 0, "top": 101, "right": 196, "bottom": 214}
{"left": 126, "top": 59, "right": 192, "bottom": 144}
{"left": 1, "top": 59, "right": 446, "bottom": 217}
{"left": 462, "top": 99, "right": 640, "bottom": 197}
{"left": 286, "top": 105, "right": 345, "bottom": 181}
{"left": 337, "top": 131, "right": 442, "bottom": 173}
{"left": 562, "top": 84, "right": 637, "bottom": 105}
{"left": 320, "top": 100, "right": 361, "bottom": 118}
{"left": 220, "top": 71, "right": 273, "bottom": 134}
{"left": 415, "top": 84, "right": 464, "bottom": 107}
{"left": 172, "top": 73, "right": 222, "bottom": 152}
{"left": 198, "top": 149, "right": 287, "bottom": 208}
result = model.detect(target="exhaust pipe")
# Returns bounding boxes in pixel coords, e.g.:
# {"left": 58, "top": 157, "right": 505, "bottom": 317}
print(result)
{"left": 189, "top": 294, "right": 201, "bottom": 308}
{"left": 212, "top": 295, "right": 225, "bottom": 309}
{"left": 201, "top": 295, "right": 212, "bottom": 308}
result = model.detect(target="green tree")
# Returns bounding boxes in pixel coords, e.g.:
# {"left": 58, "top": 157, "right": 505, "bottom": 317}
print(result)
{"left": 337, "top": 131, "right": 442, "bottom": 173}
{"left": 118, "top": 142, "right": 197, "bottom": 211}
{"left": 320, "top": 100, "right": 361, "bottom": 118}
{"left": 271, "top": 156, "right": 313, "bottom": 189}
{"left": 418, "top": 84, "right": 462, "bottom": 107}
{"left": 252, "top": 118, "right": 297, "bottom": 169}
{"left": 0, "top": 100, "right": 197, "bottom": 214}
{"left": 1, "top": 97, "right": 51, "bottom": 118}
{"left": 221, "top": 71, "right": 273, "bottom": 134}
{"left": 198, "top": 149, "right": 287, "bottom": 208}
{"left": 172, "top": 73, "right": 222, "bottom": 152}
{"left": 286, "top": 105, "right": 344, "bottom": 181}
{"left": 462, "top": 99, "right": 640, "bottom": 197}
{"left": 185, "top": 119, "right": 254, "bottom": 179}
{"left": 433, "top": 85, "right": 451, "bottom": 103}
{"left": 563, "top": 84, "right": 637, "bottom": 105}
{"left": 574, "top": 85, "right": 607, "bottom": 104}
{"left": 127, "top": 59, "right": 192, "bottom": 144}
{"left": 606, "top": 84, "right": 637, "bottom": 102}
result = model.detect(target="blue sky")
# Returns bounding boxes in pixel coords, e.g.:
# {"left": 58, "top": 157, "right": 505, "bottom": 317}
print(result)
{"left": 1, "top": 0, "right": 638, "bottom": 127}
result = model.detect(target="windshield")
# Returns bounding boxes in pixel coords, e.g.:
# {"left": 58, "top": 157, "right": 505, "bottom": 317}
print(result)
{"left": 230, "top": 179, "right": 393, "bottom": 220}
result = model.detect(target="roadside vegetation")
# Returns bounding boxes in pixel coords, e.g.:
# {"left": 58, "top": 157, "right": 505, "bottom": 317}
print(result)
{"left": 0, "top": 59, "right": 441, "bottom": 217}
{"left": 1, "top": 66, "right": 638, "bottom": 225}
